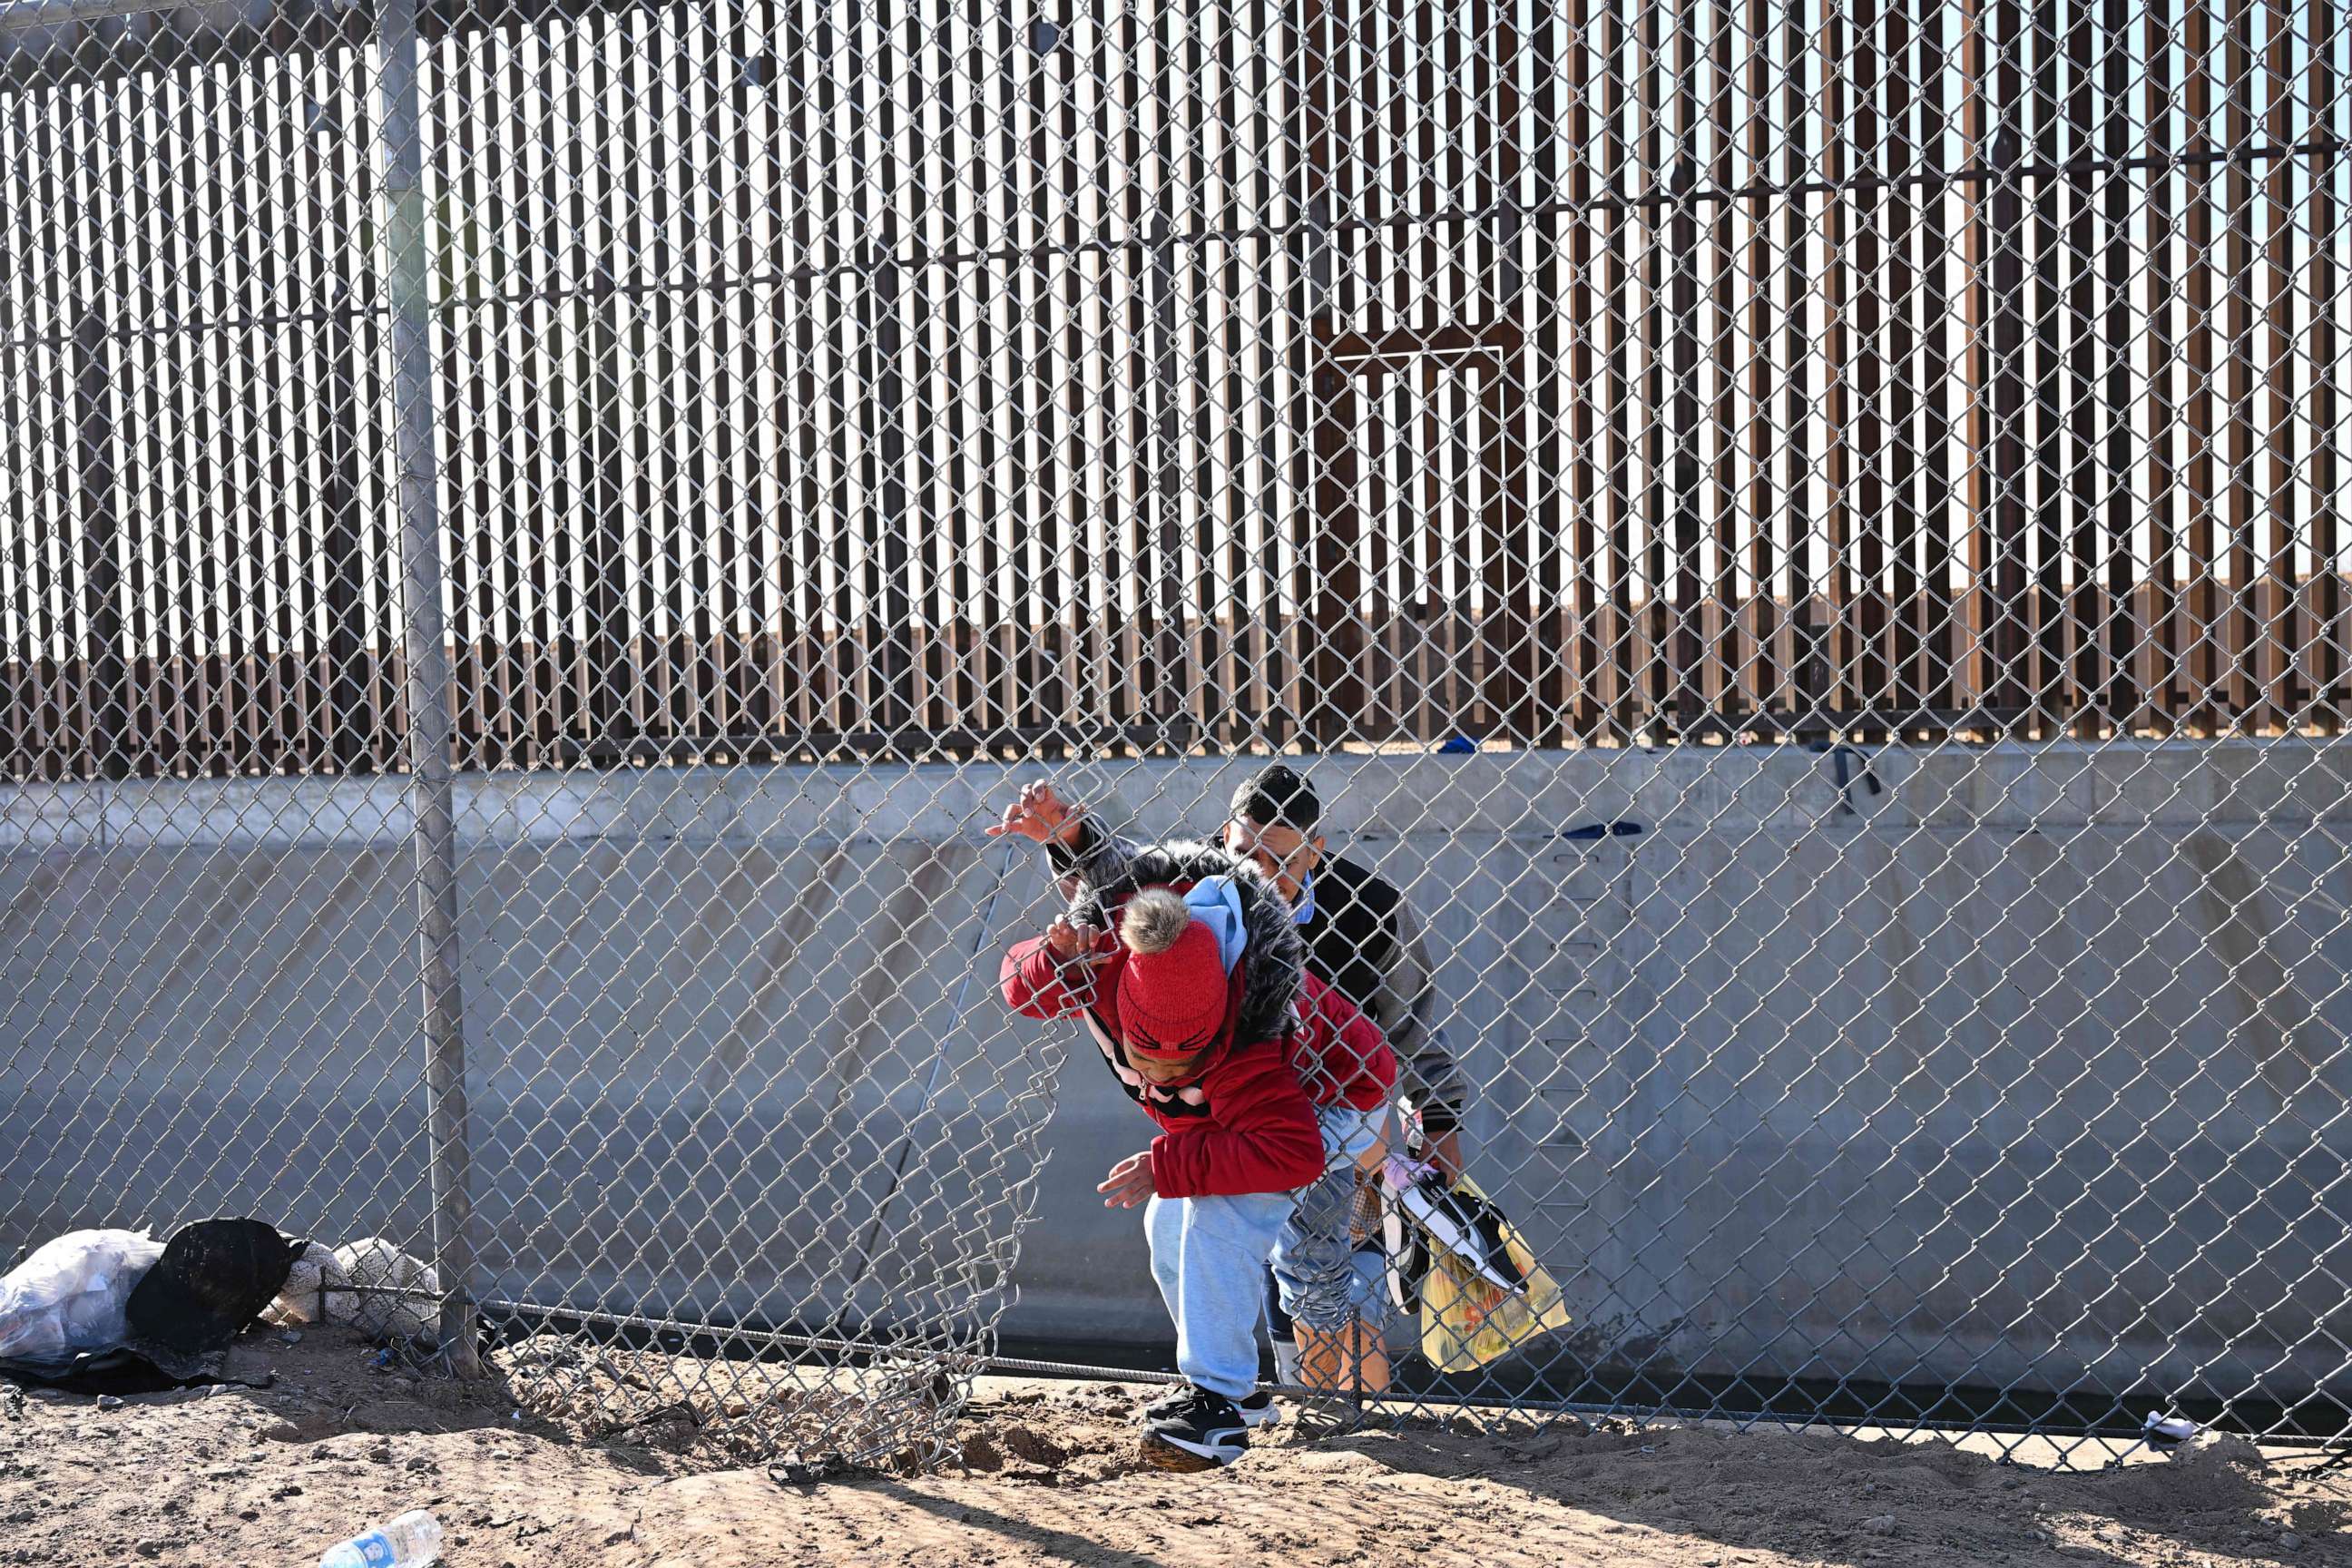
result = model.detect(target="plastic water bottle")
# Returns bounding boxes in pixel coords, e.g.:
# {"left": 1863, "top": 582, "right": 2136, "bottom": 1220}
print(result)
{"left": 318, "top": 1510, "right": 444, "bottom": 1568}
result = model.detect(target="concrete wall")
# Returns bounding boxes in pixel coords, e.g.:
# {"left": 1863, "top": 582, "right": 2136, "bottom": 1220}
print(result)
{"left": 4, "top": 740, "right": 2349, "bottom": 1406}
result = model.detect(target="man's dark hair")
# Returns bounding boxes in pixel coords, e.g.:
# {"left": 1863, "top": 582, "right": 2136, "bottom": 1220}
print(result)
{"left": 1230, "top": 764, "right": 1319, "bottom": 832}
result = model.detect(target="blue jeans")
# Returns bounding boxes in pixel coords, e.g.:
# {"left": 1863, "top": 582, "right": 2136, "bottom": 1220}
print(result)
{"left": 1144, "top": 1105, "right": 1386, "bottom": 1398}
{"left": 1268, "top": 1105, "right": 1388, "bottom": 1333}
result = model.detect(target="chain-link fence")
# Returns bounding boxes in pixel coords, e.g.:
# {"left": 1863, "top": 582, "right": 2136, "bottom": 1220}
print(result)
{"left": 3, "top": 0, "right": 2350, "bottom": 1470}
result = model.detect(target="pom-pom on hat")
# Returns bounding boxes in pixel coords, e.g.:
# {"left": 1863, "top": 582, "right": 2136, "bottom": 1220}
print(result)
{"left": 1116, "top": 888, "right": 1233, "bottom": 1058}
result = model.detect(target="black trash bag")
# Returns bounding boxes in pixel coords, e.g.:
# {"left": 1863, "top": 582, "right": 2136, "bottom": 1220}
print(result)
{"left": 2, "top": 1347, "right": 185, "bottom": 1397}
{"left": 119, "top": 1219, "right": 296, "bottom": 1381}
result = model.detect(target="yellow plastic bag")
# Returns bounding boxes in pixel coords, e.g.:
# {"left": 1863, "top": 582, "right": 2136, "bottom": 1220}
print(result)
{"left": 1412, "top": 1177, "right": 1573, "bottom": 1373}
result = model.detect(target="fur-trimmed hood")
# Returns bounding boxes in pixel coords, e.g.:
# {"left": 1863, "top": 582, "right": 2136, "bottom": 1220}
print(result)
{"left": 1064, "top": 838, "right": 1307, "bottom": 1047}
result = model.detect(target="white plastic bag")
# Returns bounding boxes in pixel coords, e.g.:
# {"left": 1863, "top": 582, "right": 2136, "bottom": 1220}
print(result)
{"left": 0, "top": 1229, "right": 167, "bottom": 1367}
{"left": 324, "top": 1238, "right": 438, "bottom": 1341}
{"left": 260, "top": 1240, "right": 348, "bottom": 1329}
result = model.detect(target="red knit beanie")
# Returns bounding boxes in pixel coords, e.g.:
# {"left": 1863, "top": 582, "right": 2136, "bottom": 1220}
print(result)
{"left": 1115, "top": 891, "right": 1231, "bottom": 1058}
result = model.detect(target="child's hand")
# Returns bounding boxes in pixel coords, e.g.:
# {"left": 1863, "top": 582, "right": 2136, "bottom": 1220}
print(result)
{"left": 1096, "top": 1151, "right": 1157, "bottom": 1208}
{"left": 986, "top": 780, "right": 1086, "bottom": 847}
{"left": 1044, "top": 916, "right": 1108, "bottom": 961}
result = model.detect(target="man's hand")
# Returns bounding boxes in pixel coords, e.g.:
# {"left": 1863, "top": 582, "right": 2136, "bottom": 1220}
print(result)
{"left": 986, "top": 780, "right": 1086, "bottom": 848}
{"left": 1426, "top": 1127, "right": 1467, "bottom": 1186}
{"left": 1096, "top": 1151, "right": 1157, "bottom": 1209}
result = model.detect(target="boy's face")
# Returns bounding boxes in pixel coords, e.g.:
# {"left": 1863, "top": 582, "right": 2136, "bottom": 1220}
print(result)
{"left": 1223, "top": 815, "right": 1324, "bottom": 903}
{"left": 1125, "top": 1041, "right": 1210, "bottom": 1085}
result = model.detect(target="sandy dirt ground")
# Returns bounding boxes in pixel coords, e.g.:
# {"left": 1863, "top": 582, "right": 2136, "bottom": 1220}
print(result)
{"left": 5, "top": 1326, "right": 2349, "bottom": 1568}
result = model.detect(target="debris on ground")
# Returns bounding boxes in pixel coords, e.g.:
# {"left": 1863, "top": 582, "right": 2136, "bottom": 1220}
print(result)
{"left": 321, "top": 1240, "right": 438, "bottom": 1344}
{"left": 2, "top": 1220, "right": 297, "bottom": 1386}
{"left": 260, "top": 1243, "right": 344, "bottom": 1330}
{"left": 121, "top": 1220, "right": 296, "bottom": 1379}
{"left": 5, "top": 1220, "right": 457, "bottom": 1397}
{"left": 5, "top": 1325, "right": 2349, "bottom": 1568}
{"left": 490, "top": 1333, "right": 953, "bottom": 1473}
{"left": 0, "top": 1230, "right": 167, "bottom": 1370}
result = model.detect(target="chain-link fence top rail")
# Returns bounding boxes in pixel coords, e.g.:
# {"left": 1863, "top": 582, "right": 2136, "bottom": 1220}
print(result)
{"left": 1, "top": 0, "right": 2350, "bottom": 1470}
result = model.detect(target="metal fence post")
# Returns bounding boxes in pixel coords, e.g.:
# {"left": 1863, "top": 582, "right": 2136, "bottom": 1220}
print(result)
{"left": 377, "top": 0, "right": 482, "bottom": 1377}
{"left": 1148, "top": 209, "right": 1184, "bottom": 745}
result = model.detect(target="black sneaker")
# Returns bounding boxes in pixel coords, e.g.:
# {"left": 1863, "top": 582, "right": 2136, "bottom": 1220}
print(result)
{"left": 1139, "top": 1386, "right": 1252, "bottom": 1471}
{"left": 1144, "top": 1385, "right": 1279, "bottom": 1428}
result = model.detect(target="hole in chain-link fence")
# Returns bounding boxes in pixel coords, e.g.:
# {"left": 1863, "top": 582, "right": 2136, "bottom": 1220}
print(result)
{"left": 1, "top": 0, "right": 2349, "bottom": 1475}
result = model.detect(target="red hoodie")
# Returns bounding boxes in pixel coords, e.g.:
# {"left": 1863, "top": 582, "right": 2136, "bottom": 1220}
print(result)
{"left": 1001, "top": 928, "right": 1396, "bottom": 1199}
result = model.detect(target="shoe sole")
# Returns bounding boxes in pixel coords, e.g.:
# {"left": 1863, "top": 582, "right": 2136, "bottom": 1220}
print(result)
{"left": 1138, "top": 1430, "right": 1247, "bottom": 1473}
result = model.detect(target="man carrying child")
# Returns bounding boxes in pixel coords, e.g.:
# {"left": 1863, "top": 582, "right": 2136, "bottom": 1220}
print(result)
{"left": 994, "top": 764, "right": 1468, "bottom": 1395}
{"left": 999, "top": 841, "right": 1396, "bottom": 1470}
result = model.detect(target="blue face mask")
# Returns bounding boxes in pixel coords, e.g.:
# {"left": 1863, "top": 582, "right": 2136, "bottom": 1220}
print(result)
{"left": 1292, "top": 872, "right": 1316, "bottom": 925}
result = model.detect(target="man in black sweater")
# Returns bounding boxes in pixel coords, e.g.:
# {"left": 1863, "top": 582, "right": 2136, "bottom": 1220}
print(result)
{"left": 991, "top": 764, "right": 1471, "bottom": 1395}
